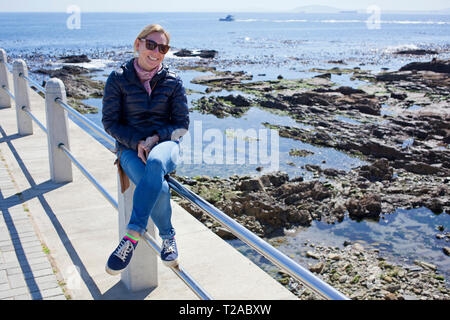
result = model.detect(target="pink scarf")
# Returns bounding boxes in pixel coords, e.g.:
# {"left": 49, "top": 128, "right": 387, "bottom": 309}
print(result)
{"left": 133, "top": 58, "right": 161, "bottom": 95}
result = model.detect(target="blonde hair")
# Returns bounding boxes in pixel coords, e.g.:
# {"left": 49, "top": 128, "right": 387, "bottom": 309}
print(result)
{"left": 133, "top": 24, "right": 171, "bottom": 57}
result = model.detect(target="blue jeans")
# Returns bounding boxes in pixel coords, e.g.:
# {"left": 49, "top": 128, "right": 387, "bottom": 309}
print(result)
{"left": 119, "top": 141, "right": 180, "bottom": 239}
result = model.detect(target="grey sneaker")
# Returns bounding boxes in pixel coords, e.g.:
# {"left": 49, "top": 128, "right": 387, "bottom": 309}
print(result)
{"left": 161, "top": 237, "right": 179, "bottom": 267}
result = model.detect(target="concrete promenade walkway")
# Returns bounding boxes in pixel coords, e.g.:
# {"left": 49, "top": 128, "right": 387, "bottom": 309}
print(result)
{"left": 0, "top": 70, "right": 297, "bottom": 300}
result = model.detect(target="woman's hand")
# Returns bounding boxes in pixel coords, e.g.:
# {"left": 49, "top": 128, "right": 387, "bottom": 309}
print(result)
{"left": 137, "top": 135, "right": 159, "bottom": 164}
{"left": 137, "top": 141, "right": 148, "bottom": 164}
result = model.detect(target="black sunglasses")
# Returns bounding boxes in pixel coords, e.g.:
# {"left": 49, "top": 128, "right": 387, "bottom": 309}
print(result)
{"left": 139, "top": 39, "right": 170, "bottom": 54}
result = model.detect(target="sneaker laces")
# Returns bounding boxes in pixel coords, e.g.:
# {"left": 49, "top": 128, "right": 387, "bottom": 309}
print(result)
{"left": 162, "top": 238, "right": 176, "bottom": 254}
{"left": 113, "top": 239, "right": 134, "bottom": 262}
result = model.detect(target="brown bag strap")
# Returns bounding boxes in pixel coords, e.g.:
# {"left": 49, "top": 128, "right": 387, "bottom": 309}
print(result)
{"left": 115, "top": 150, "right": 130, "bottom": 193}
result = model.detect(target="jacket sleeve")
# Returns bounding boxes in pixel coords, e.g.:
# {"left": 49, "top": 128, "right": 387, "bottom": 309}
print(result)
{"left": 102, "top": 71, "right": 145, "bottom": 151}
{"left": 156, "top": 78, "right": 190, "bottom": 141}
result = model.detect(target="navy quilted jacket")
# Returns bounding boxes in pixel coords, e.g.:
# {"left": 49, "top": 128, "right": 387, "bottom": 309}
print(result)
{"left": 102, "top": 58, "right": 190, "bottom": 152}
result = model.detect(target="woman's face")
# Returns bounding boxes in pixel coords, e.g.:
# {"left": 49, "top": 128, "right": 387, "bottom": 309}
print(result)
{"left": 135, "top": 32, "right": 168, "bottom": 71}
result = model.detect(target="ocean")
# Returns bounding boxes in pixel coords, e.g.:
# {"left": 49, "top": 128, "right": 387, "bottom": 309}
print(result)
{"left": 1, "top": 12, "right": 449, "bottom": 290}
{"left": 1, "top": 12, "right": 450, "bottom": 69}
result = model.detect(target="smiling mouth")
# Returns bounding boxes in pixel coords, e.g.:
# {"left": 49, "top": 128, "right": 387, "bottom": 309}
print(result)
{"left": 148, "top": 56, "right": 158, "bottom": 61}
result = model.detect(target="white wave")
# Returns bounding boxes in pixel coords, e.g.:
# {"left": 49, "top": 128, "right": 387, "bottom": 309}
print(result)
{"left": 383, "top": 44, "right": 419, "bottom": 53}
{"left": 319, "top": 19, "right": 363, "bottom": 23}
{"left": 235, "top": 19, "right": 267, "bottom": 22}
{"left": 382, "top": 20, "right": 450, "bottom": 24}
{"left": 273, "top": 19, "right": 308, "bottom": 23}
{"left": 54, "top": 58, "right": 116, "bottom": 70}
{"left": 235, "top": 18, "right": 450, "bottom": 24}
{"left": 319, "top": 19, "right": 450, "bottom": 24}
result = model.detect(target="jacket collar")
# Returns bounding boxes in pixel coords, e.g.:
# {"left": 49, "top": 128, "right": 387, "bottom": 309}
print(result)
{"left": 122, "top": 58, "right": 168, "bottom": 91}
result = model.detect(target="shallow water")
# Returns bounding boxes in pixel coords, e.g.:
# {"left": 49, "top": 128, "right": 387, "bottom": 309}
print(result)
{"left": 82, "top": 96, "right": 367, "bottom": 179}
{"left": 229, "top": 207, "right": 450, "bottom": 287}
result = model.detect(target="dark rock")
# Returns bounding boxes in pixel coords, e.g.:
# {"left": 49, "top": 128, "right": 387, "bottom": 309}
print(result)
{"left": 394, "top": 49, "right": 438, "bottom": 55}
{"left": 33, "top": 65, "right": 103, "bottom": 100}
{"left": 215, "top": 227, "right": 235, "bottom": 240}
{"left": 358, "top": 158, "right": 393, "bottom": 181}
{"left": 192, "top": 74, "right": 235, "bottom": 84}
{"left": 314, "top": 73, "right": 331, "bottom": 79}
{"left": 360, "top": 139, "right": 404, "bottom": 160}
{"left": 174, "top": 49, "right": 218, "bottom": 59}
{"left": 59, "top": 54, "right": 91, "bottom": 63}
{"left": 34, "top": 65, "right": 91, "bottom": 77}
{"left": 222, "top": 94, "right": 252, "bottom": 107}
{"left": 346, "top": 194, "right": 382, "bottom": 220}
{"left": 309, "top": 262, "right": 325, "bottom": 273}
{"left": 287, "top": 210, "right": 312, "bottom": 225}
{"left": 260, "top": 172, "right": 289, "bottom": 187}
{"left": 354, "top": 102, "right": 381, "bottom": 115}
{"left": 443, "top": 247, "right": 450, "bottom": 256}
{"left": 390, "top": 92, "right": 407, "bottom": 100}
{"left": 238, "top": 178, "right": 265, "bottom": 192}
{"left": 328, "top": 60, "right": 346, "bottom": 64}
{"left": 198, "top": 50, "right": 218, "bottom": 59}
{"left": 376, "top": 71, "right": 411, "bottom": 82}
{"left": 400, "top": 161, "right": 441, "bottom": 175}
{"left": 399, "top": 59, "right": 450, "bottom": 74}
{"left": 290, "top": 176, "right": 304, "bottom": 183}
{"left": 323, "top": 168, "right": 345, "bottom": 177}
{"left": 336, "top": 86, "right": 366, "bottom": 95}
{"left": 425, "top": 198, "right": 443, "bottom": 214}
{"left": 310, "top": 181, "right": 332, "bottom": 201}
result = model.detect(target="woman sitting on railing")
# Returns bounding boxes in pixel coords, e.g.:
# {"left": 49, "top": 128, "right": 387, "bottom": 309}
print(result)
{"left": 102, "top": 24, "right": 189, "bottom": 275}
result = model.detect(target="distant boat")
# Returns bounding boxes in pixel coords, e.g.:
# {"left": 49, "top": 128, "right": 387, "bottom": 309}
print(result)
{"left": 219, "top": 15, "right": 235, "bottom": 22}
{"left": 339, "top": 10, "right": 358, "bottom": 13}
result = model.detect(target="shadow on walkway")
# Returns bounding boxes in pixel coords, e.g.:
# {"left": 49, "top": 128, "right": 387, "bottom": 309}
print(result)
{"left": 0, "top": 125, "right": 105, "bottom": 299}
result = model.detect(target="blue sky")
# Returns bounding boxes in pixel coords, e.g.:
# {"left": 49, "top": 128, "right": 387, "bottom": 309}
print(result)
{"left": 0, "top": 0, "right": 449, "bottom": 12}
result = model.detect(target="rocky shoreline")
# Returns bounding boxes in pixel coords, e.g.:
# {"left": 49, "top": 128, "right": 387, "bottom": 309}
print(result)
{"left": 275, "top": 241, "right": 449, "bottom": 300}
{"left": 170, "top": 166, "right": 449, "bottom": 299}
{"left": 170, "top": 159, "right": 449, "bottom": 243}
{"left": 23, "top": 51, "right": 450, "bottom": 299}
{"left": 171, "top": 56, "right": 450, "bottom": 299}
{"left": 188, "top": 59, "right": 450, "bottom": 178}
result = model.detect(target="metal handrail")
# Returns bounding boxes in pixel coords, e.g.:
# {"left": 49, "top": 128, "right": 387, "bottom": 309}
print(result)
{"left": 20, "top": 73, "right": 45, "bottom": 94}
{"left": 142, "top": 231, "right": 213, "bottom": 300}
{"left": 1, "top": 85, "right": 15, "bottom": 100}
{"left": 54, "top": 97, "right": 116, "bottom": 151}
{"left": 58, "top": 143, "right": 118, "bottom": 209}
{"left": 167, "top": 176, "right": 349, "bottom": 300}
{"left": 21, "top": 106, "right": 48, "bottom": 134}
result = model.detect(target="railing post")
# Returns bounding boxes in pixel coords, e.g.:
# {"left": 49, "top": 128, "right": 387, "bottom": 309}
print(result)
{"left": 13, "top": 59, "right": 33, "bottom": 135}
{"left": 118, "top": 178, "right": 158, "bottom": 292}
{"left": 0, "top": 48, "right": 12, "bottom": 108}
{"left": 45, "top": 78, "right": 73, "bottom": 183}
